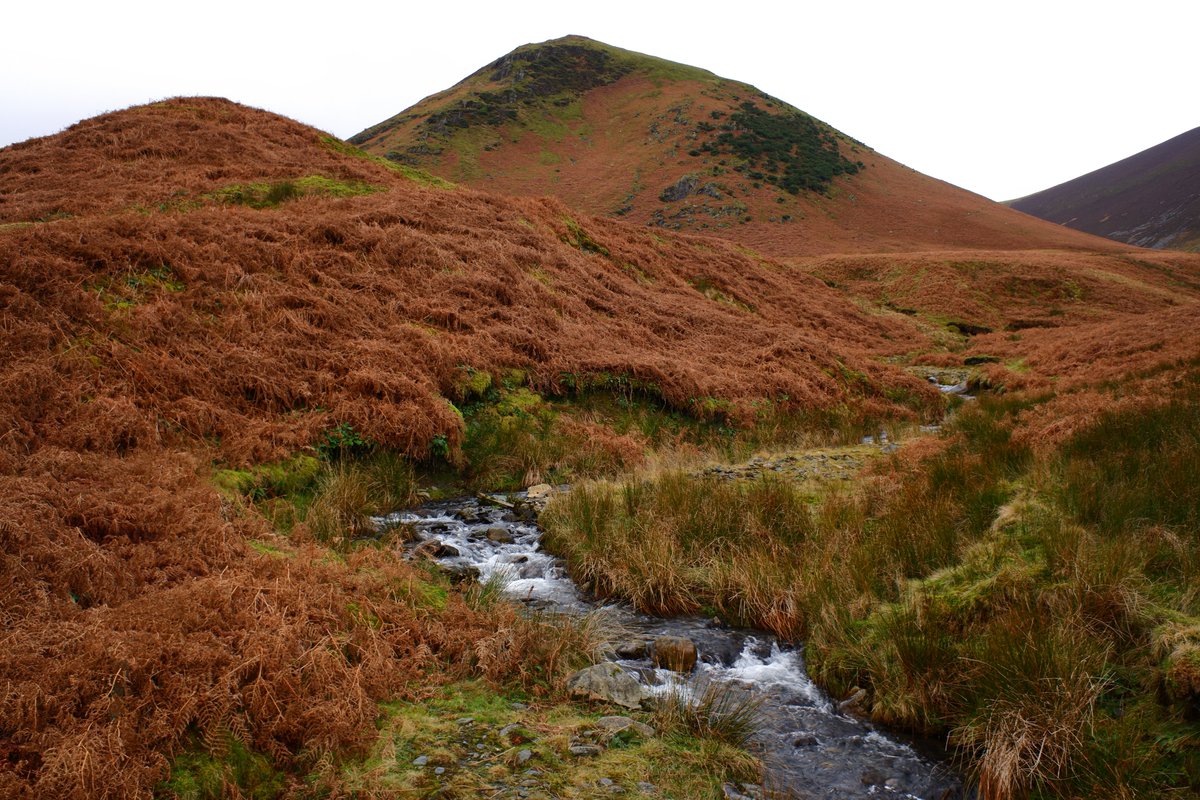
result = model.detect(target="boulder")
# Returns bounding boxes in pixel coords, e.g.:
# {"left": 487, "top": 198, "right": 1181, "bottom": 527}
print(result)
{"left": 486, "top": 526, "right": 514, "bottom": 543}
{"left": 441, "top": 563, "right": 480, "bottom": 584}
{"left": 651, "top": 636, "right": 698, "bottom": 672}
{"left": 614, "top": 639, "right": 649, "bottom": 659}
{"left": 568, "top": 743, "right": 604, "bottom": 757}
{"left": 414, "top": 540, "right": 459, "bottom": 559}
{"left": 566, "top": 663, "right": 649, "bottom": 709}
{"left": 838, "top": 687, "right": 868, "bottom": 714}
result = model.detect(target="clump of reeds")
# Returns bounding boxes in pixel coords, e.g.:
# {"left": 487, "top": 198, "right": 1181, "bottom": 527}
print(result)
{"left": 652, "top": 681, "right": 765, "bottom": 750}
{"left": 305, "top": 452, "right": 416, "bottom": 548}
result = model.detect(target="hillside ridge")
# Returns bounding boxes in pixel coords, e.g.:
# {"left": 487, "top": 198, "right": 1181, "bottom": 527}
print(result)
{"left": 1010, "top": 125, "right": 1200, "bottom": 252}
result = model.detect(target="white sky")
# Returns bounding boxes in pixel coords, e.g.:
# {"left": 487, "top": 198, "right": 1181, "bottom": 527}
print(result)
{"left": 3, "top": 0, "right": 1196, "bottom": 201}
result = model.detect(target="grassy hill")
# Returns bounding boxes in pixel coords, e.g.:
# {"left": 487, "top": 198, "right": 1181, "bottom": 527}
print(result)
{"left": 1010, "top": 126, "right": 1200, "bottom": 252}
{"left": 352, "top": 35, "right": 1130, "bottom": 258}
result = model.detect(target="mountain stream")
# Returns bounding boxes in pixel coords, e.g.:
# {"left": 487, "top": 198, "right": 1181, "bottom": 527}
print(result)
{"left": 380, "top": 487, "right": 967, "bottom": 799}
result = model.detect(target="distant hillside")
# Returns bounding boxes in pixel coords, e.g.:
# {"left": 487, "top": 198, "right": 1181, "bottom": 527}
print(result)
{"left": 1010, "top": 127, "right": 1200, "bottom": 252}
{"left": 352, "top": 35, "right": 1119, "bottom": 257}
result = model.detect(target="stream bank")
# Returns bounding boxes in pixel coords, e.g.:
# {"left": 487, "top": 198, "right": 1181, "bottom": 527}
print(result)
{"left": 381, "top": 488, "right": 966, "bottom": 799}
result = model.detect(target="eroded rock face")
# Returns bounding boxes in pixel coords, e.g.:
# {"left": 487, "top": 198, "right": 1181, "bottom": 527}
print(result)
{"left": 652, "top": 635, "right": 698, "bottom": 672}
{"left": 566, "top": 663, "right": 648, "bottom": 709}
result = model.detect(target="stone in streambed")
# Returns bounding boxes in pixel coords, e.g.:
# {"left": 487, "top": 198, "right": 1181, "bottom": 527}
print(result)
{"left": 487, "top": 527, "right": 514, "bottom": 543}
{"left": 441, "top": 563, "right": 480, "bottom": 584}
{"left": 526, "top": 483, "right": 554, "bottom": 500}
{"left": 415, "top": 540, "right": 460, "bottom": 559}
{"left": 614, "top": 639, "right": 649, "bottom": 659}
{"left": 566, "top": 663, "right": 649, "bottom": 709}
{"left": 838, "top": 686, "right": 868, "bottom": 714}
{"left": 651, "top": 635, "right": 697, "bottom": 672}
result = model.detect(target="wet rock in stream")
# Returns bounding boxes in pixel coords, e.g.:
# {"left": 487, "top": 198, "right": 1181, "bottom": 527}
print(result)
{"left": 651, "top": 635, "right": 698, "bottom": 672}
{"left": 566, "top": 663, "right": 650, "bottom": 709}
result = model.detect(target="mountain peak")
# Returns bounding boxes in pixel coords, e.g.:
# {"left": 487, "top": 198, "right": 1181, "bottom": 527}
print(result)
{"left": 351, "top": 37, "right": 1121, "bottom": 256}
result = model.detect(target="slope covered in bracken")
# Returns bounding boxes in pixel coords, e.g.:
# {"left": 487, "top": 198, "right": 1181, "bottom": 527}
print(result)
{"left": 1010, "top": 126, "right": 1200, "bottom": 252}
{"left": 352, "top": 35, "right": 1124, "bottom": 258}
{"left": 800, "top": 247, "right": 1200, "bottom": 334}
{"left": 0, "top": 97, "right": 449, "bottom": 224}
{"left": 0, "top": 98, "right": 944, "bottom": 798}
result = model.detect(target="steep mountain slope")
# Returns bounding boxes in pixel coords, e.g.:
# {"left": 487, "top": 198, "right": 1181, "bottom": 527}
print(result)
{"left": 352, "top": 35, "right": 1121, "bottom": 258}
{"left": 1010, "top": 126, "right": 1200, "bottom": 252}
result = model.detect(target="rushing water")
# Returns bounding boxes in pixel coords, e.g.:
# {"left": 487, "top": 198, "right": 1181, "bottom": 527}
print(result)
{"left": 379, "top": 496, "right": 966, "bottom": 799}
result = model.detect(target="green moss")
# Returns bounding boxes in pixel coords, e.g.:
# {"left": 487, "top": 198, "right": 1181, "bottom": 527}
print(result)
{"left": 689, "top": 277, "right": 754, "bottom": 313}
{"left": 335, "top": 679, "right": 755, "bottom": 799}
{"left": 246, "top": 539, "right": 294, "bottom": 559}
{"left": 158, "top": 735, "right": 284, "bottom": 800}
{"left": 382, "top": 160, "right": 457, "bottom": 188}
{"left": 454, "top": 366, "right": 493, "bottom": 400}
{"left": 212, "top": 454, "right": 321, "bottom": 502}
{"left": 560, "top": 217, "right": 610, "bottom": 256}
{"left": 87, "top": 263, "right": 185, "bottom": 311}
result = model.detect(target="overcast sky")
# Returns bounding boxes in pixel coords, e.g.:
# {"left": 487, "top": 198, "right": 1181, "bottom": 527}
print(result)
{"left": 3, "top": 0, "right": 1196, "bottom": 201}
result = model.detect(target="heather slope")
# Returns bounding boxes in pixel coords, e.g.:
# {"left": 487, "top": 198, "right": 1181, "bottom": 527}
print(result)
{"left": 1010, "top": 126, "right": 1200, "bottom": 252}
{"left": 353, "top": 35, "right": 1123, "bottom": 257}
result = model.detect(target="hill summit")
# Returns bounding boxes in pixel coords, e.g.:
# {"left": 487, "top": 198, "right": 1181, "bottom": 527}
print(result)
{"left": 352, "top": 35, "right": 1115, "bottom": 256}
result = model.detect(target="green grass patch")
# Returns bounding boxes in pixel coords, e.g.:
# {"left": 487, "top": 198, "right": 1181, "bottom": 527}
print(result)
{"left": 209, "top": 174, "right": 385, "bottom": 208}
{"left": 211, "top": 444, "right": 416, "bottom": 543}
{"left": 806, "top": 377, "right": 1200, "bottom": 798}
{"left": 320, "top": 134, "right": 456, "bottom": 188}
{"left": 1062, "top": 372, "right": 1200, "bottom": 540}
{"left": 87, "top": 263, "right": 185, "bottom": 311}
{"left": 560, "top": 216, "right": 610, "bottom": 256}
